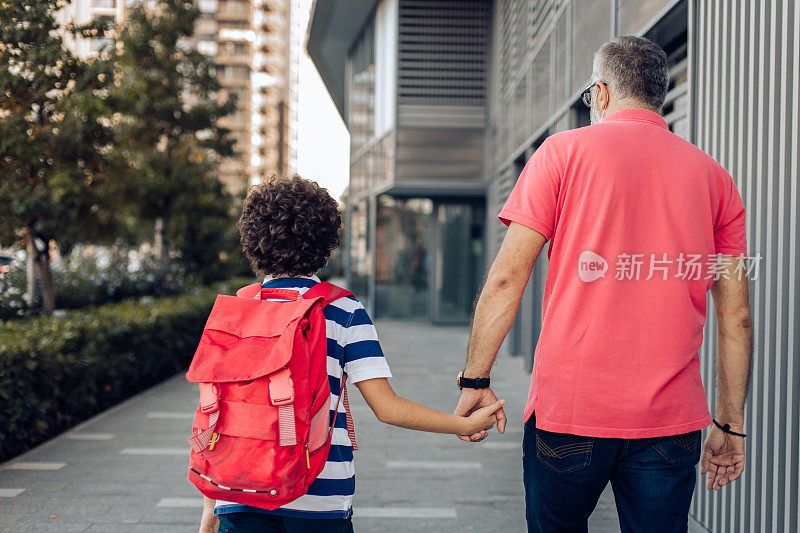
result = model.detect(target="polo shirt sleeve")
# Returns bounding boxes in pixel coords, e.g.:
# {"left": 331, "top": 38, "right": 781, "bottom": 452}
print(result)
{"left": 714, "top": 171, "right": 747, "bottom": 258}
{"left": 342, "top": 299, "right": 392, "bottom": 384}
{"left": 498, "top": 137, "right": 562, "bottom": 240}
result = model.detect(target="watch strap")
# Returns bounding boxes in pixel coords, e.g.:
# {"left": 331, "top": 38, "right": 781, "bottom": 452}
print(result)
{"left": 459, "top": 376, "right": 490, "bottom": 389}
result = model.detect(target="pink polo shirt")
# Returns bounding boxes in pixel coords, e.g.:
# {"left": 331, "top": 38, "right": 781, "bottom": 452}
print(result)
{"left": 498, "top": 107, "right": 747, "bottom": 438}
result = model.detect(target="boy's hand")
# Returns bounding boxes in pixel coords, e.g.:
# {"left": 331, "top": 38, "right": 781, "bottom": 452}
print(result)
{"left": 464, "top": 399, "right": 506, "bottom": 435}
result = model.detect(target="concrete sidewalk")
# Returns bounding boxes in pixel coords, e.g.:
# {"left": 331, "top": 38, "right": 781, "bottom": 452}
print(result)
{"left": 0, "top": 321, "right": 621, "bottom": 532}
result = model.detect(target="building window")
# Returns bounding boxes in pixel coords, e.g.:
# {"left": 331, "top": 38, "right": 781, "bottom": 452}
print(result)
{"left": 220, "top": 0, "right": 249, "bottom": 18}
{"left": 348, "top": 14, "right": 376, "bottom": 152}
{"left": 217, "top": 64, "right": 250, "bottom": 83}
{"left": 224, "top": 42, "right": 247, "bottom": 56}
{"left": 91, "top": 0, "right": 116, "bottom": 8}
{"left": 195, "top": 17, "right": 217, "bottom": 37}
{"left": 348, "top": 199, "right": 372, "bottom": 304}
{"left": 220, "top": 21, "right": 249, "bottom": 30}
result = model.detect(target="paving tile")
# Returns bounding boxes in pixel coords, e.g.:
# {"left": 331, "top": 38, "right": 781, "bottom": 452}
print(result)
{"left": 0, "top": 322, "right": 626, "bottom": 532}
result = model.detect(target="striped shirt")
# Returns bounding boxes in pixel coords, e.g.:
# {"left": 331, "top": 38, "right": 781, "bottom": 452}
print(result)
{"left": 214, "top": 275, "right": 392, "bottom": 519}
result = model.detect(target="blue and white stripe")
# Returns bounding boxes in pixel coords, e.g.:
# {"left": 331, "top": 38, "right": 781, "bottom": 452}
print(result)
{"left": 215, "top": 275, "right": 392, "bottom": 519}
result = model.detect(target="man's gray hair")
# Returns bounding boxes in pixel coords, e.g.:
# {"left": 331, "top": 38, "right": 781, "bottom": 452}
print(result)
{"left": 592, "top": 36, "right": 668, "bottom": 111}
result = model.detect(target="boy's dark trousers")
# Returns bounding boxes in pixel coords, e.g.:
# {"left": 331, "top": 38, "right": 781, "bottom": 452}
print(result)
{"left": 523, "top": 410, "right": 702, "bottom": 533}
{"left": 218, "top": 513, "right": 354, "bottom": 533}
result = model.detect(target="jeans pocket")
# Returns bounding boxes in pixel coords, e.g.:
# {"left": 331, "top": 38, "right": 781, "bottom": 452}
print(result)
{"left": 535, "top": 427, "right": 594, "bottom": 474}
{"left": 651, "top": 430, "right": 702, "bottom": 465}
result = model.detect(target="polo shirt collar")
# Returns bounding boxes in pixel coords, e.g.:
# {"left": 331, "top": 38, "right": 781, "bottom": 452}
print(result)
{"left": 262, "top": 274, "right": 321, "bottom": 288}
{"left": 602, "top": 107, "right": 669, "bottom": 129}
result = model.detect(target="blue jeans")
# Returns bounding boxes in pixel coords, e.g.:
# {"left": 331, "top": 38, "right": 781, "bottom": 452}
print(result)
{"left": 523, "top": 411, "right": 701, "bottom": 533}
{"left": 218, "top": 513, "right": 354, "bottom": 533}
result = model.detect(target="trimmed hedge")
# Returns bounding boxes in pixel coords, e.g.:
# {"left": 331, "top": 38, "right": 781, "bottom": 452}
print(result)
{"left": 0, "top": 277, "right": 253, "bottom": 462}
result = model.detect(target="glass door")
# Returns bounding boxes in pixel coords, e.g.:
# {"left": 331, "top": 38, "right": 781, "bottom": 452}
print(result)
{"left": 432, "top": 202, "right": 485, "bottom": 323}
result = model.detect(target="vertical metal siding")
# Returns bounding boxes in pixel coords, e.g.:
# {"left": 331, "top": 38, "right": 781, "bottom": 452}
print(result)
{"left": 690, "top": 0, "right": 800, "bottom": 531}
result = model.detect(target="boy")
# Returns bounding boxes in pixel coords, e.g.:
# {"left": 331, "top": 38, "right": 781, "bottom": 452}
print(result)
{"left": 199, "top": 175, "right": 503, "bottom": 533}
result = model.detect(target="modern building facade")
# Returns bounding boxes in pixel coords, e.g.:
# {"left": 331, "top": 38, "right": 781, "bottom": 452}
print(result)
{"left": 60, "top": 0, "right": 299, "bottom": 199}
{"left": 309, "top": 0, "right": 491, "bottom": 323}
{"left": 308, "top": 0, "right": 799, "bottom": 531}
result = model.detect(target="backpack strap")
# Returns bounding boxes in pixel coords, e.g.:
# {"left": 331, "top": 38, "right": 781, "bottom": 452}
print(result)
{"left": 341, "top": 374, "right": 358, "bottom": 451}
{"left": 236, "top": 283, "right": 262, "bottom": 299}
{"left": 301, "top": 281, "right": 354, "bottom": 305}
{"left": 270, "top": 368, "right": 297, "bottom": 447}
{"left": 303, "top": 282, "right": 358, "bottom": 450}
{"left": 328, "top": 373, "right": 357, "bottom": 452}
{"left": 188, "top": 383, "right": 220, "bottom": 453}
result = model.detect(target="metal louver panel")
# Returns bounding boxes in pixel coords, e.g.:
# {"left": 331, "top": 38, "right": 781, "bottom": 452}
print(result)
{"left": 397, "top": 0, "right": 490, "bottom": 106}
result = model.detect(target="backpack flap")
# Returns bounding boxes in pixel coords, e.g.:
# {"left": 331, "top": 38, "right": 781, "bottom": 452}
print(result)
{"left": 186, "top": 294, "right": 319, "bottom": 383}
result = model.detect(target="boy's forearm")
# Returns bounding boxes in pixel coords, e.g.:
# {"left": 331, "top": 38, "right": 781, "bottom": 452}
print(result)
{"left": 357, "top": 378, "right": 470, "bottom": 434}
{"left": 379, "top": 394, "right": 470, "bottom": 434}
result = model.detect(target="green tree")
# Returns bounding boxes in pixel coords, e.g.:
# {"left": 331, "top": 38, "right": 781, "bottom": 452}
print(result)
{"left": 0, "top": 0, "right": 115, "bottom": 313}
{"left": 109, "top": 0, "right": 235, "bottom": 264}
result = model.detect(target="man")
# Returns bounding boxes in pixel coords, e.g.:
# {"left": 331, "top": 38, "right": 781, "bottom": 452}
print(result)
{"left": 453, "top": 36, "right": 752, "bottom": 532}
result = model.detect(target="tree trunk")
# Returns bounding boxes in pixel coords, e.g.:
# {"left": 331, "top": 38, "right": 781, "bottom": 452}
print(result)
{"left": 35, "top": 250, "right": 56, "bottom": 315}
{"left": 27, "top": 225, "right": 56, "bottom": 314}
{"left": 154, "top": 216, "right": 165, "bottom": 262}
{"left": 25, "top": 230, "right": 36, "bottom": 307}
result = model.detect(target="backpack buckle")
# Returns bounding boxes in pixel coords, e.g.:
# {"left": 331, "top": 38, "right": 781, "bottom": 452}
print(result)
{"left": 269, "top": 369, "right": 294, "bottom": 406}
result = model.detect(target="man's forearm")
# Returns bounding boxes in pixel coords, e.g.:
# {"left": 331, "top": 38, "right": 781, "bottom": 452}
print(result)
{"left": 463, "top": 223, "right": 546, "bottom": 378}
{"left": 711, "top": 257, "right": 753, "bottom": 427}
{"left": 464, "top": 269, "right": 527, "bottom": 377}
{"left": 715, "top": 318, "right": 753, "bottom": 424}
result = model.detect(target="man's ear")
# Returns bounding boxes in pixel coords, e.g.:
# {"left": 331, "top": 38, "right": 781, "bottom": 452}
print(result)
{"left": 599, "top": 82, "right": 611, "bottom": 112}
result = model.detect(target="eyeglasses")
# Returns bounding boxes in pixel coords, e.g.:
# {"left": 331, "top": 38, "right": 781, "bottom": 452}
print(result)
{"left": 581, "top": 81, "right": 610, "bottom": 108}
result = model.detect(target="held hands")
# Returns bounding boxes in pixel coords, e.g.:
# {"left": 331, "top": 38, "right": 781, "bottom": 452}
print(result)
{"left": 463, "top": 399, "right": 506, "bottom": 435}
{"left": 700, "top": 423, "right": 746, "bottom": 490}
{"left": 454, "top": 387, "right": 508, "bottom": 442}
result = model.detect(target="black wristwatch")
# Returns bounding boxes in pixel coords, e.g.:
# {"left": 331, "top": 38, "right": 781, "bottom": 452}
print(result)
{"left": 457, "top": 370, "right": 490, "bottom": 390}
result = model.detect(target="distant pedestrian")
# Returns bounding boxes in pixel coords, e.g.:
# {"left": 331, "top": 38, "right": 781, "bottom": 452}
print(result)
{"left": 453, "top": 35, "right": 751, "bottom": 533}
{"left": 198, "top": 175, "right": 505, "bottom": 533}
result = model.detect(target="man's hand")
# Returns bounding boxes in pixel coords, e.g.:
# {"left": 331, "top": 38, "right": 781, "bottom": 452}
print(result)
{"left": 453, "top": 387, "right": 507, "bottom": 442}
{"left": 700, "top": 424, "right": 746, "bottom": 490}
{"left": 199, "top": 496, "right": 218, "bottom": 533}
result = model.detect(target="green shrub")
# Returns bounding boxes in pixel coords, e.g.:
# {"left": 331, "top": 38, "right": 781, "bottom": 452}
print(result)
{"left": 0, "top": 251, "right": 188, "bottom": 320}
{"left": 0, "top": 277, "right": 254, "bottom": 462}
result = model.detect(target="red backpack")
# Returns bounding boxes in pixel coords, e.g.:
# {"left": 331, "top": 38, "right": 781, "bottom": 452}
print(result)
{"left": 185, "top": 281, "right": 357, "bottom": 509}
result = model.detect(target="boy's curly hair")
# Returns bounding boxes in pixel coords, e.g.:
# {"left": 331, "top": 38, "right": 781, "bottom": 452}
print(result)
{"left": 237, "top": 175, "right": 341, "bottom": 277}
